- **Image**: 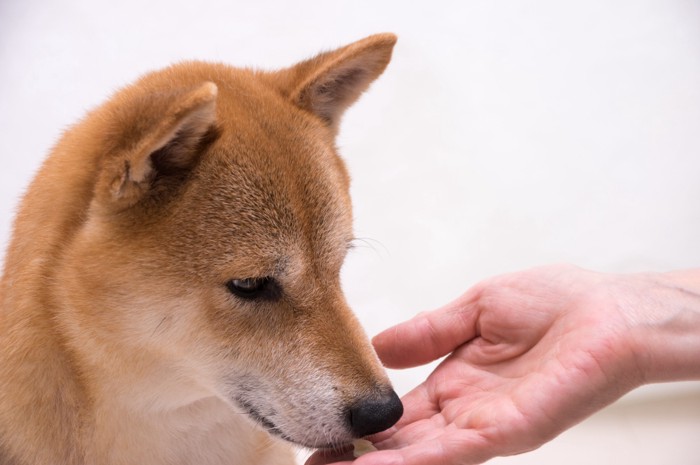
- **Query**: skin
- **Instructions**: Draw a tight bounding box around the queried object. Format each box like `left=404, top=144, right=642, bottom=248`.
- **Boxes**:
left=307, top=263, right=700, bottom=465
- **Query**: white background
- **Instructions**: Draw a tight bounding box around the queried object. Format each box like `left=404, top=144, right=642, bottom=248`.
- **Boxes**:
left=1, top=1, right=699, bottom=464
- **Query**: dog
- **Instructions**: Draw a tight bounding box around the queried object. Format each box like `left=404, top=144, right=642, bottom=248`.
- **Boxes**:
left=0, top=33, right=401, bottom=465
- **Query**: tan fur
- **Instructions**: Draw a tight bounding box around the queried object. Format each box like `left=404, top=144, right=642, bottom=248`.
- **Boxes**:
left=0, top=34, right=397, bottom=465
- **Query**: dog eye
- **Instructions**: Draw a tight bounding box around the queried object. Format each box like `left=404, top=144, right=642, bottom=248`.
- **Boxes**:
left=225, top=277, right=281, bottom=301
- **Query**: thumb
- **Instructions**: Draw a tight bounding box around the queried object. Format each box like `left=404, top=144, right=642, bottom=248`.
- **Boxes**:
left=372, top=289, right=480, bottom=369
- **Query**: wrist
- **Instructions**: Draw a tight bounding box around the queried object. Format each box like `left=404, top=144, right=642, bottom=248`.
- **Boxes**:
left=626, top=270, right=700, bottom=384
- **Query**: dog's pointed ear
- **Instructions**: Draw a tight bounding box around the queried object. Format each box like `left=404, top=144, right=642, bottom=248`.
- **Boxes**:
left=95, top=81, right=218, bottom=212
left=280, top=33, right=397, bottom=133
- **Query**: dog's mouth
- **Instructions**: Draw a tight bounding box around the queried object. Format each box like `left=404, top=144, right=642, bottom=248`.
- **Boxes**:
left=234, top=396, right=341, bottom=449
left=235, top=397, right=287, bottom=439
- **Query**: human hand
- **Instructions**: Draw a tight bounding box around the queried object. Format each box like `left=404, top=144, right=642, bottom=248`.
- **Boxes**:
left=306, top=264, right=667, bottom=465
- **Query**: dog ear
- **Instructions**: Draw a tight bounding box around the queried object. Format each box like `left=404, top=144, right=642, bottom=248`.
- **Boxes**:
left=94, top=81, right=218, bottom=212
left=281, top=33, right=397, bottom=133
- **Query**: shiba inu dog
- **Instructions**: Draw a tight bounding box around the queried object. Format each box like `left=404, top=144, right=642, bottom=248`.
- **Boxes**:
left=0, top=34, right=402, bottom=465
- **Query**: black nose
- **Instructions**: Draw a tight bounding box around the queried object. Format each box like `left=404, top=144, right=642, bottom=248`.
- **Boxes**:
left=348, top=389, right=403, bottom=437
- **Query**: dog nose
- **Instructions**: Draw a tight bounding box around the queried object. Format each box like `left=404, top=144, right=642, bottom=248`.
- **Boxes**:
left=348, top=389, right=403, bottom=437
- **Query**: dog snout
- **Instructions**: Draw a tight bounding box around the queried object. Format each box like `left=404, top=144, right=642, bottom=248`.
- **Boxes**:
left=347, top=389, right=403, bottom=437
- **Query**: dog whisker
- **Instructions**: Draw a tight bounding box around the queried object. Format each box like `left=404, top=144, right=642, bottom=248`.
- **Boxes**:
left=349, top=237, right=390, bottom=257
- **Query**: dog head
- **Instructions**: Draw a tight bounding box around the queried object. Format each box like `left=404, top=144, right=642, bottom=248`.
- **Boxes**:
left=57, top=34, right=401, bottom=448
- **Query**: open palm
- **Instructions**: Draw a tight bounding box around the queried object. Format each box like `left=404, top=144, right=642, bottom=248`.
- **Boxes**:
left=307, top=265, right=644, bottom=465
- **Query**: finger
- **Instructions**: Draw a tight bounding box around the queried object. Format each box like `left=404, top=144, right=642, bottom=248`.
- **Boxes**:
left=372, top=288, right=482, bottom=368
left=355, top=429, right=494, bottom=465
